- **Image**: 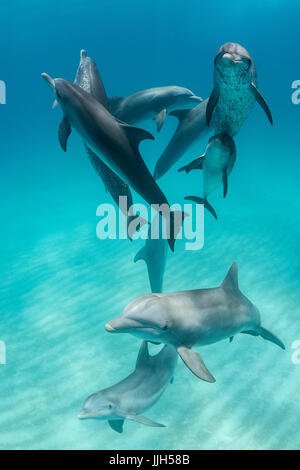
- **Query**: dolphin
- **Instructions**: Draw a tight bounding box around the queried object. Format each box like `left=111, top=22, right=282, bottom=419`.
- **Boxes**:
left=179, top=133, right=237, bottom=219
left=134, top=214, right=168, bottom=293
left=206, top=42, right=273, bottom=134
left=78, top=341, right=177, bottom=433
left=109, top=86, right=203, bottom=132
left=42, top=73, right=184, bottom=250
left=153, top=99, right=210, bottom=180
left=105, top=263, right=285, bottom=383
left=71, top=50, right=144, bottom=236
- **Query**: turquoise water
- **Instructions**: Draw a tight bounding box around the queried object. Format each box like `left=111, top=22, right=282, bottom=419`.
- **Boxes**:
left=1, top=0, right=300, bottom=450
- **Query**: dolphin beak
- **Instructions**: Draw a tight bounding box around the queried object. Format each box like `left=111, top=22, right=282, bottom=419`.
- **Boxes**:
left=78, top=409, right=100, bottom=419
left=105, top=317, right=146, bottom=332
left=222, top=53, right=243, bottom=65
left=77, top=410, right=88, bottom=419
left=105, top=322, right=117, bottom=332
left=189, top=95, right=203, bottom=102
left=41, top=73, right=56, bottom=89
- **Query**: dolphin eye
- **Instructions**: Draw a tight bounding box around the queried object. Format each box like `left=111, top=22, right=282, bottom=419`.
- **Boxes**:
left=162, top=323, right=169, bottom=330
left=108, top=404, right=113, bottom=409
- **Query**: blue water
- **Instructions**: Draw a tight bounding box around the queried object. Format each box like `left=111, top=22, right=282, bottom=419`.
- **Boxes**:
left=1, top=0, right=300, bottom=450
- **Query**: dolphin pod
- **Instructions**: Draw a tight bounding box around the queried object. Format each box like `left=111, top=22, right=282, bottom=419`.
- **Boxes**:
left=78, top=341, right=177, bottom=433
left=109, top=86, right=202, bottom=132
left=41, top=43, right=281, bottom=432
left=41, top=72, right=185, bottom=251
left=106, top=263, right=285, bottom=383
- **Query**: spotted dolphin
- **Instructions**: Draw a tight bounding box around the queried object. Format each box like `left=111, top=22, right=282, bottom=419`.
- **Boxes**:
left=72, top=50, right=145, bottom=235
left=179, top=133, right=237, bottom=219
left=109, top=86, right=202, bottom=132
left=106, top=263, right=285, bottom=383
left=134, top=214, right=168, bottom=293
left=153, top=99, right=210, bottom=180
left=42, top=73, right=184, bottom=250
left=78, top=341, right=177, bottom=433
left=206, top=42, right=273, bottom=133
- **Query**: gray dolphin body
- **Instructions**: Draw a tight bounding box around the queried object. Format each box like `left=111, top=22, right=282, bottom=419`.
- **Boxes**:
left=73, top=50, right=143, bottom=234
left=42, top=73, right=182, bottom=250
left=106, top=263, right=285, bottom=383
left=134, top=215, right=168, bottom=293
left=206, top=42, right=273, bottom=134
left=153, top=99, right=210, bottom=180
left=180, top=133, right=237, bottom=219
left=109, top=86, right=202, bottom=132
left=78, top=341, right=177, bottom=433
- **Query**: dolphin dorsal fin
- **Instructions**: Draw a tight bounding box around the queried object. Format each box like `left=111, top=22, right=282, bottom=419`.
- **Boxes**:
left=120, top=123, right=155, bottom=151
left=108, top=96, right=124, bottom=113
left=135, top=341, right=150, bottom=369
left=221, top=263, right=239, bottom=290
left=169, top=108, right=191, bottom=122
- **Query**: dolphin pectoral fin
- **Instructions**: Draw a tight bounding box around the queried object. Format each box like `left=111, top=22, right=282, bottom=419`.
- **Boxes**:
left=229, top=336, right=234, bottom=343
left=257, top=326, right=285, bottom=350
left=125, top=414, right=166, bottom=428
left=169, top=108, right=191, bottom=123
left=250, top=83, right=273, bottom=125
left=177, top=346, right=216, bottom=383
left=52, top=99, right=59, bottom=110
left=178, top=156, right=205, bottom=173
left=206, top=86, right=219, bottom=126
left=108, top=419, right=124, bottom=433
left=58, top=116, right=72, bottom=152
left=184, top=196, right=217, bottom=220
left=154, top=108, right=167, bottom=132
left=241, top=329, right=259, bottom=336
left=120, top=123, right=155, bottom=151
left=222, top=168, right=228, bottom=198
left=134, top=246, right=147, bottom=263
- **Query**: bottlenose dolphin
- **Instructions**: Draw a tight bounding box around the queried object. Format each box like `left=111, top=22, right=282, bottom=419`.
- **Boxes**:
left=179, top=133, right=237, bottom=219
left=106, top=263, right=285, bottom=383
left=42, top=73, right=183, bottom=250
left=78, top=341, right=177, bottom=433
left=109, top=87, right=202, bottom=132
left=134, top=214, right=168, bottom=293
left=206, top=42, right=273, bottom=134
left=72, top=50, right=144, bottom=235
left=153, top=99, right=210, bottom=180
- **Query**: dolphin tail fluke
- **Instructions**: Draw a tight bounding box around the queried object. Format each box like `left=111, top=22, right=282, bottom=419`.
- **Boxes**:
left=134, top=246, right=147, bottom=263
left=108, top=419, right=124, bottom=433
left=257, top=326, right=285, bottom=350
left=58, top=116, right=72, bottom=152
left=206, top=86, right=219, bottom=126
left=125, top=414, right=166, bottom=428
left=177, top=346, right=216, bottom=383
left=250, top=83, right=273, bottom=125
left=184, top=196, right=217, bottom=220
left=168, top=210, right=188, bottom=252
left=178, top=156, right=205, bottom=173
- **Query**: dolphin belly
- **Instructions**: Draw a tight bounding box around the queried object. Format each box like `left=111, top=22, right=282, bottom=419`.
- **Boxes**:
left=214, top=90, right=256, bottom=136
